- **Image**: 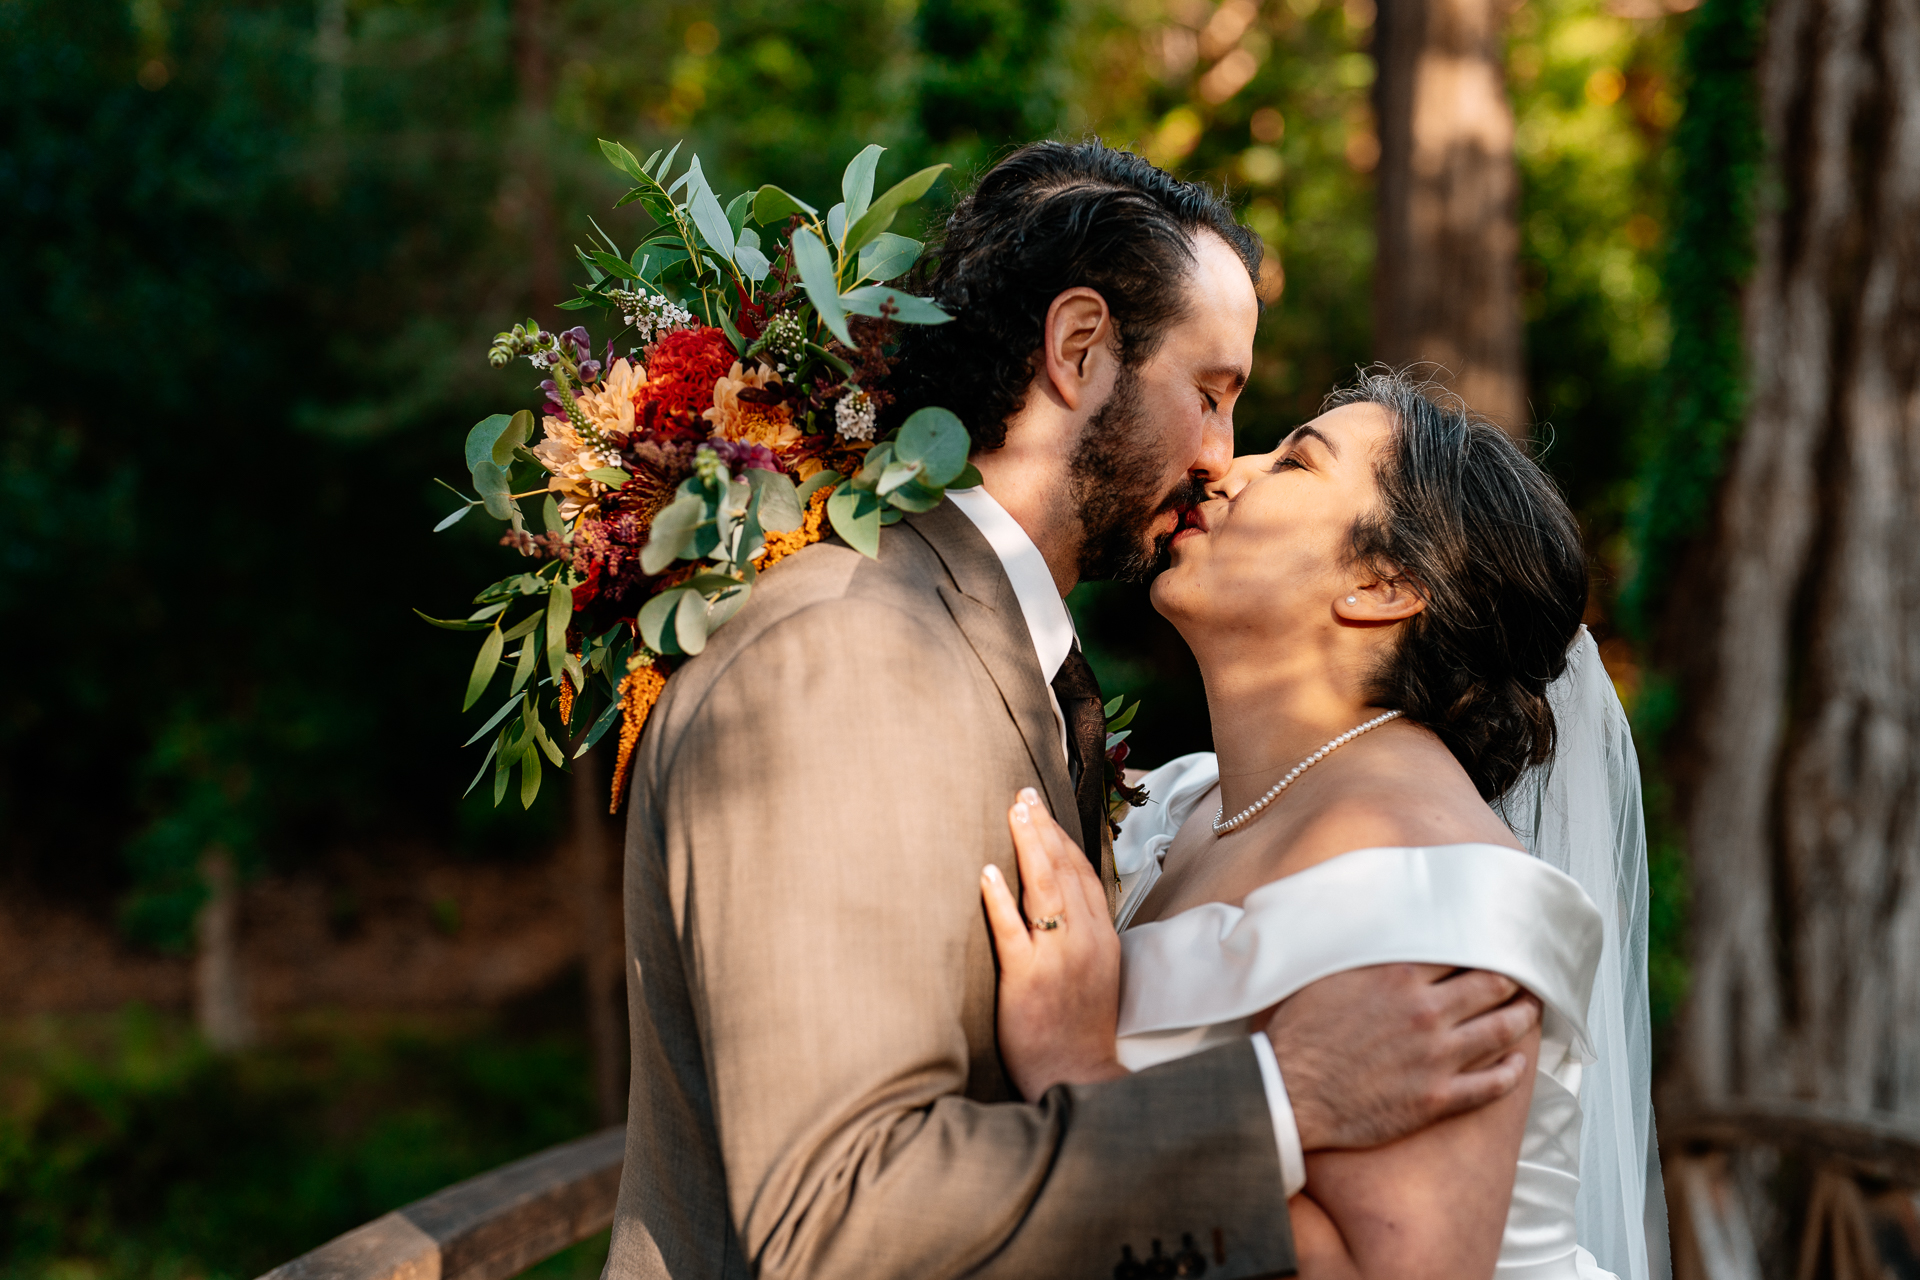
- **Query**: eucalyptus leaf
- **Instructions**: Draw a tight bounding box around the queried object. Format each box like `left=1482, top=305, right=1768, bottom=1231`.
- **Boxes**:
left=465, top=414, right=514, bottom=474
left=545, top=581, right=574, bottom=680
left=502, top=612, right=543, bottom=641
left=510, top=633, right=538, bottom=695
left=415, top=608, right=492, bottom=632
left=882, top=475, right=943, bottom=513
left=842, top=144, right=885, bottom=225
left=684, top=158, right=736, bottom=269
left=853, top=440, right=894, bottom=488
left=857, top=233, right=922, bottom=283
left=672, top=588, right=711, bottom=655
left=951, top=463, right=985, bottom=489
left=724, top=190, right=754, bottom=238
left=1106, top=729, right=1133, bottom=751
left=590, top=250, right=642, bottom=281
left=791, top=227, right=853, bottom=348
left=466, top=601, right=510, bottom=622
left=637, top=588, right=688, bottom=653
left=543, top=495, right=563, bottom=535
left=804, top=341, right=855, bottom=377
left=838, top=286, right=951, bottom=326
left=826, top=202, right=847, bottom=248
left=1104, top=695, right=1125, bottom=717
left=464, top=734, right=502, bottom=798
left=796, top=470, right=840, bottom=505
left=842, top=163, right=950, bottom=259
left=434, top=505, right=474, bottom=532
left=641, top=492, right=705, bottom=575
left=734, top=240, right=771, bottom=282
left=1107, top=700, right=1140, bottom=732
left=463, top=692, right=528, bottom=747
left=463, top=626, right=504, bottom=711
left=585, top=467, right=631, bottom=486
left=745, top=468, right=803, bottom=532
left=752, top=184, right=817, bottom=224
left=877, top=458, right=924, bottom=495
left=578, top=693, right=623, bottom=756
left=894, top=406, right=971, bottom=486
left=520, top=741, right=543, bottom=809
left=717, top=305, right=746, bottom=355
left=598, top=138, right=647, bottom=183
left=827, top=483, right=883, bottom=559
left=706, top=580, right=752, bottom=631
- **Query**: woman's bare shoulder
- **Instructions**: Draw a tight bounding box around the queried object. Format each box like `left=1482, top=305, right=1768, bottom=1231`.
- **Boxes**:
left=1276, top=729, right=1521, bottom=876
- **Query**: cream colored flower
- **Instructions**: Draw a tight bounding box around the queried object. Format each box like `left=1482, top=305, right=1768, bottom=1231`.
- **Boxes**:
left=705, top=361, right=803, bottom=454
left=530, top=358, right=647, bottom=519
left=575, top=357, right=647, bottom=438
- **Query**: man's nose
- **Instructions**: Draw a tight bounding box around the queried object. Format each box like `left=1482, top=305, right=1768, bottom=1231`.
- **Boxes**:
left=1190, top=414, right=1235, bottom=487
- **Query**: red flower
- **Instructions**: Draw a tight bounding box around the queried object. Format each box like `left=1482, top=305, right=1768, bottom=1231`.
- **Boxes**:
left=643, top=327, right=735, bottom=435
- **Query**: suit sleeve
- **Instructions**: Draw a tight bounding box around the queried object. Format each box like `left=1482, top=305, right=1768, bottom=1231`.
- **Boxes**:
left=656, top=597, right=1298, bottom=1280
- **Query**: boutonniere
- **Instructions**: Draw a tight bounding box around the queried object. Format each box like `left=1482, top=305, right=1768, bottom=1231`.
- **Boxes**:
left=1103, top=695, right=1150, bottom=836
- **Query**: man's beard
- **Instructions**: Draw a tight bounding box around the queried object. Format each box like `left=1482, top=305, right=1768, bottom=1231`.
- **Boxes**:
left=1068, top=365, right=1208, bottom=584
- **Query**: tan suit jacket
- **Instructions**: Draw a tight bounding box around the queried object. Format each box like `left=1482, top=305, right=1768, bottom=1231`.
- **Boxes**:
left=607, top=500, right=1297, bottom=1279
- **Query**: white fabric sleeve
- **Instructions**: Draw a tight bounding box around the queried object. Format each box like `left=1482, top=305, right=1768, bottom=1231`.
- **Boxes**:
left=1248, top=1032, right=1308, bottom=1198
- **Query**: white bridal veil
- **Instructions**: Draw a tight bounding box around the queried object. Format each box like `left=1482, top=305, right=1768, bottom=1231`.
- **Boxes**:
left=1495, top=627, right=1672, bottom=1280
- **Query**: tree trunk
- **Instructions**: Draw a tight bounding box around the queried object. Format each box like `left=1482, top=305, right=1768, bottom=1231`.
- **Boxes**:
left=1371, top=0, right=1527, bottom=430
left=195, top=847, right=255, bottom=1050
left=572, top=746, right=625, bottom=1125
left=1674, top=0, right=1920, bottom=1119
left=513, top=0, right=562, bottom=312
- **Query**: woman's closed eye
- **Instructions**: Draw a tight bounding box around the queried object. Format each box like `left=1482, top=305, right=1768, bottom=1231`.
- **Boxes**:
left=1270, top=452, right=1306, bottom=472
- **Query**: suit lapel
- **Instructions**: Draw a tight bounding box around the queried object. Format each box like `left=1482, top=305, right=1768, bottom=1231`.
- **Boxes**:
left=904, top=502, right=1084, bottom=855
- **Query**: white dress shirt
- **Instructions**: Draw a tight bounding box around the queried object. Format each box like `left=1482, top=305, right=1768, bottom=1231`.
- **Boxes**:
left=944, top=486, right=1309, bottom=1198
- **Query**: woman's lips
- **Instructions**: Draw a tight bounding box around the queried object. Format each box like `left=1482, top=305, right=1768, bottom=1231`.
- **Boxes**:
left=1170, top=504, right=1208, bottom=543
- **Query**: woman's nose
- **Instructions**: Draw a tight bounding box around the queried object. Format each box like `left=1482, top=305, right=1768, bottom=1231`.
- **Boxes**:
left=1212, top=454, right=1262, bottom=501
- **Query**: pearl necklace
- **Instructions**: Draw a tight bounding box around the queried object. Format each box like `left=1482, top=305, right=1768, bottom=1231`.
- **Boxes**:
left=1211, top=710, right=1404, bottom=834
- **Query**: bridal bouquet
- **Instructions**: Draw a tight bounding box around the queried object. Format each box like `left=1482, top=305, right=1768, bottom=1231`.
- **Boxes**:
left=419, top=142, right=975, bottom=812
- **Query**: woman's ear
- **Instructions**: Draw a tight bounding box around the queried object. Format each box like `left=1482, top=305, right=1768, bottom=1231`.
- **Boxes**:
left=1040, top=287, right=1115, bottom=412
left=1334, top=574, right=1426, bottom=623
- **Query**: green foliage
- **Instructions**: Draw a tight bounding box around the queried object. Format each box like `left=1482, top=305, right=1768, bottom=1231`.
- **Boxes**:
left=0, top=1009, right=598, bottom=1280
left=1619, top=0, right=1767, bottom=635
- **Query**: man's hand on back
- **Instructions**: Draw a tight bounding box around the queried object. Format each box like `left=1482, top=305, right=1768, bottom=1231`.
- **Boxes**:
left=1265, top=963, right=1541, bottom=1151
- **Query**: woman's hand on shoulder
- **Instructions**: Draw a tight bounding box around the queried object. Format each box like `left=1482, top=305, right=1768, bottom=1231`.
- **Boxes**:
left=979, top=789, right=1128, bottom=1100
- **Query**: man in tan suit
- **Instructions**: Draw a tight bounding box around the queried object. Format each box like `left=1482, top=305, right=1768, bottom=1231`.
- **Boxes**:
left=608, top=142, right=1541, bottom=1279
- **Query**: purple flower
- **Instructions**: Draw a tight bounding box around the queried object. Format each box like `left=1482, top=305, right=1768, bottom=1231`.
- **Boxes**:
left=706, top=437, right=782, bottom=474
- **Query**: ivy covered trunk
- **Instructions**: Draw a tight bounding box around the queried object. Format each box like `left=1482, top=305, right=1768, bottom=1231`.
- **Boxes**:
left=1371, top=0, right=1526, bottom=430
left=1666, top=0, right=1920, bottom=1260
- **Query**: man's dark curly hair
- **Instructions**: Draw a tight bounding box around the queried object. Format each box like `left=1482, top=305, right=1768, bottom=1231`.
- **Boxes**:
left=890, top=140, right=1262, bottom=450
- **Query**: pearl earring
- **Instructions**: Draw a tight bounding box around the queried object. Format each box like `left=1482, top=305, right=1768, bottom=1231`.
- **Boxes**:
left=1347, top=596, right=1357, bottom=604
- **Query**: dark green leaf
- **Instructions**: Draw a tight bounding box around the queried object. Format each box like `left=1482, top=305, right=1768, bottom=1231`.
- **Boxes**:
left=598, top=138, right=647, bottom=182
left=577, top=693, right=624, bottom=756
left=464, top=733, right=502, bottom=799
left=463, top=626, right=504, bottom=711
left=591, top=250, right=642, bottom=281
left=415, top=608, right=492, bottom=632
left=724, top=190, right=754, bottom=239
left=463, top=693, right=528, bottom=748
left=882, top=475, right=943, bottom=513
left=753, top=184, right=817, bottom=224
left=951, top=463, right=984, bottom=489
left=805, top=341, right=855, bottom=377
left=520, top=741, right=543, bottom=809
left=545, top=582, right=574, bottom=680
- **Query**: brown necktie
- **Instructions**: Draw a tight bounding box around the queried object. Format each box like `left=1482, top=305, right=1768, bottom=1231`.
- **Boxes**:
left=1049, top=644, right=1107, bottom=870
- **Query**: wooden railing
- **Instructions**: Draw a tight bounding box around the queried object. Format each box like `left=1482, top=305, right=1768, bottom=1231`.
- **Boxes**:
left=1664, top=1100, right=1920, bottom=1280
left=256, top=1127, right=624, bottom=1280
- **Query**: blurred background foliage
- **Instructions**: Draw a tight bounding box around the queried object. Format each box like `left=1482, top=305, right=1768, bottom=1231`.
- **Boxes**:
left=2, top=0, right=1691, bottom=1272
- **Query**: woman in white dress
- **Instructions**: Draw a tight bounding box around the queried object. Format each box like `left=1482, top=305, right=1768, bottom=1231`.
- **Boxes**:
left=980, top=371, right=1665, bottom=1280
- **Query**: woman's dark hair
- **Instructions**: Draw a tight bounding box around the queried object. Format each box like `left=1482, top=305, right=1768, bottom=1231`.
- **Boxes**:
left=1329, top=368, right=1589, bottom=800
left=891, top=140, right=1261, bottom=450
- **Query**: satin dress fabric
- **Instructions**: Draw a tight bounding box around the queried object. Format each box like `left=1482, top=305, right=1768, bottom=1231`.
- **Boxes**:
left=1113, top=753, right=1615, bottom=1279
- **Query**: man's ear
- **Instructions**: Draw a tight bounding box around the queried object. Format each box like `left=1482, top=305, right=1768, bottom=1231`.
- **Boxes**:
left=1333, top=573, right=1427, bottom=623
left=1040, top=287, right=1115, bottom=412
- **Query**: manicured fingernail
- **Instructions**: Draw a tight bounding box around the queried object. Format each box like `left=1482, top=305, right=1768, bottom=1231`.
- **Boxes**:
left=1011, top=802, right=1030, bottom=824
left=1019, top=787, right=1040, bottom=805
left=983, top=865, right=1002, bottom=884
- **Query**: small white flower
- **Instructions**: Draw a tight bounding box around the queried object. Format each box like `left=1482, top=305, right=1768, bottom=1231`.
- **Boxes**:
left=835, top=387, right=877, bottom=442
